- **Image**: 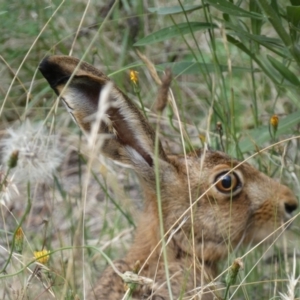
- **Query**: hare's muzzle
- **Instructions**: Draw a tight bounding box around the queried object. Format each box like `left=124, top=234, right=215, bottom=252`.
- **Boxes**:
left=281, top=189, right=298, bottom=225
left=284, top=202, right=298, bottom=215
left=283, top=201, right=298, bottom=226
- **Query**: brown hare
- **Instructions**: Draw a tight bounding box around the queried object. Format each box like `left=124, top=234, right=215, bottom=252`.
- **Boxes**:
left=39, top=56, right=298, bottom=300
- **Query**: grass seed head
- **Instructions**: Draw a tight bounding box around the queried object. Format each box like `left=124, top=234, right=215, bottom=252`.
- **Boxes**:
left=156, top=68, right=172, bottom=113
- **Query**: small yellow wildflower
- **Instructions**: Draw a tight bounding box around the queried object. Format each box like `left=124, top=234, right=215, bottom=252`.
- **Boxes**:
left=129, top=70, right=138, bottom=85
left=15, top=227, right=24, bottom=253
left=270, top=114, right=279, bottom=131
left=34, top=249, right=50, bottom=264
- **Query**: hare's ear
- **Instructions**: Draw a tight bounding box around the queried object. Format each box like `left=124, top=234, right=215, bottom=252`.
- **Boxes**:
left=39, top=55, right=168, bottom=170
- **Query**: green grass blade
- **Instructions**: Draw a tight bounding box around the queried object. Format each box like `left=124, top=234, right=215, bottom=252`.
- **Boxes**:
left=157, top=61, right=251, bottom=75
left=267, top=55, right=300, bottom=86
left=134, top=22, right=217, bottom=46
left=206, top=0, right=264, bottom=19
left=148, top=4, right=203, bottom=15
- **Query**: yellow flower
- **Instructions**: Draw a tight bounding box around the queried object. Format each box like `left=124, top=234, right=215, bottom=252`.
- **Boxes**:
left=129, top=70, right=138, bottom=85
left=270, top=114, right=279, bottom=131
left=34, top=249, right=50, bottom=264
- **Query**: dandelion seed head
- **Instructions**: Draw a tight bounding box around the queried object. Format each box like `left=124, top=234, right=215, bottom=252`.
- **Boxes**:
left=1, top=120, right=63, bottom=184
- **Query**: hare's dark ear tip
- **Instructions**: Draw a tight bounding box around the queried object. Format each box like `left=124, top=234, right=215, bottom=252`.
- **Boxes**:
left=39, top=56, right=69, bottom=89
left=39, top=56, right=55, bottom=74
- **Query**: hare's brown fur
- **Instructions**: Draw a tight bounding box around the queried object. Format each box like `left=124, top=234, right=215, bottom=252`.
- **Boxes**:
left=39, top=56, right=298, bottom=299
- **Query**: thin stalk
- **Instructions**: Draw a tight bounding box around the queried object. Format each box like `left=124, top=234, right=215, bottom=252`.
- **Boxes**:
left=155, top=113, right=174, bottom=300
left=0, top=183, right=32, bottom=274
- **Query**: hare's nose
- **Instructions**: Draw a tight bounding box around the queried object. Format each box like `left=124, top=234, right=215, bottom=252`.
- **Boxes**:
left=284, top=202, right=298, bottom=214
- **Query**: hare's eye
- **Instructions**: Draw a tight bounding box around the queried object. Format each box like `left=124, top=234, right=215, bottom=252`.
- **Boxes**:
left=215, top=172, right=240, bottom=193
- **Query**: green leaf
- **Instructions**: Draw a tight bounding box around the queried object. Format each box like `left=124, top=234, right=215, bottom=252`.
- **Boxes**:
left=134, top=22, right=217, bottom=46
left=226, top=35, right=282, bottom=85
left=205, top=0, right=264, bottom=19
left=286, top=5, right=300, bottom=43
left=234, top=110, right=300, bottom=154
left=270, top=0, right=280, bottom=16
left=267, top=55, right=300, bottom=86
left=223, top=19, right=289, bottom=59
left=290, top=0, right=300, bottom=6
left=157, top=61, right=251, bottom=75
left=286, top=6, right=300, bottom=28
left=233, top=30, right=283, bottom=49
left=250, top=0, right=263, bottom=36
left=148, top=5, right=203, bottom=15
left=231, top=30, right=289, bottom=59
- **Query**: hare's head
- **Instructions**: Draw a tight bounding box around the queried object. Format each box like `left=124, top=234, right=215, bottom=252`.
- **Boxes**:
left=163, top=150, right=297, bottom=262
left=39, top=56, right=298, bottom=263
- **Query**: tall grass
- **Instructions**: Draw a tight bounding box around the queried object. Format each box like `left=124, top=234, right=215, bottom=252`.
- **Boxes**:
left=0, top=1, right=299, bottom=299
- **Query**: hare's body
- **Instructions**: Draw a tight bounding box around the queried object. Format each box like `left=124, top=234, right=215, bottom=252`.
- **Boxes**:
left=39, top=56, right=298, bottom=299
